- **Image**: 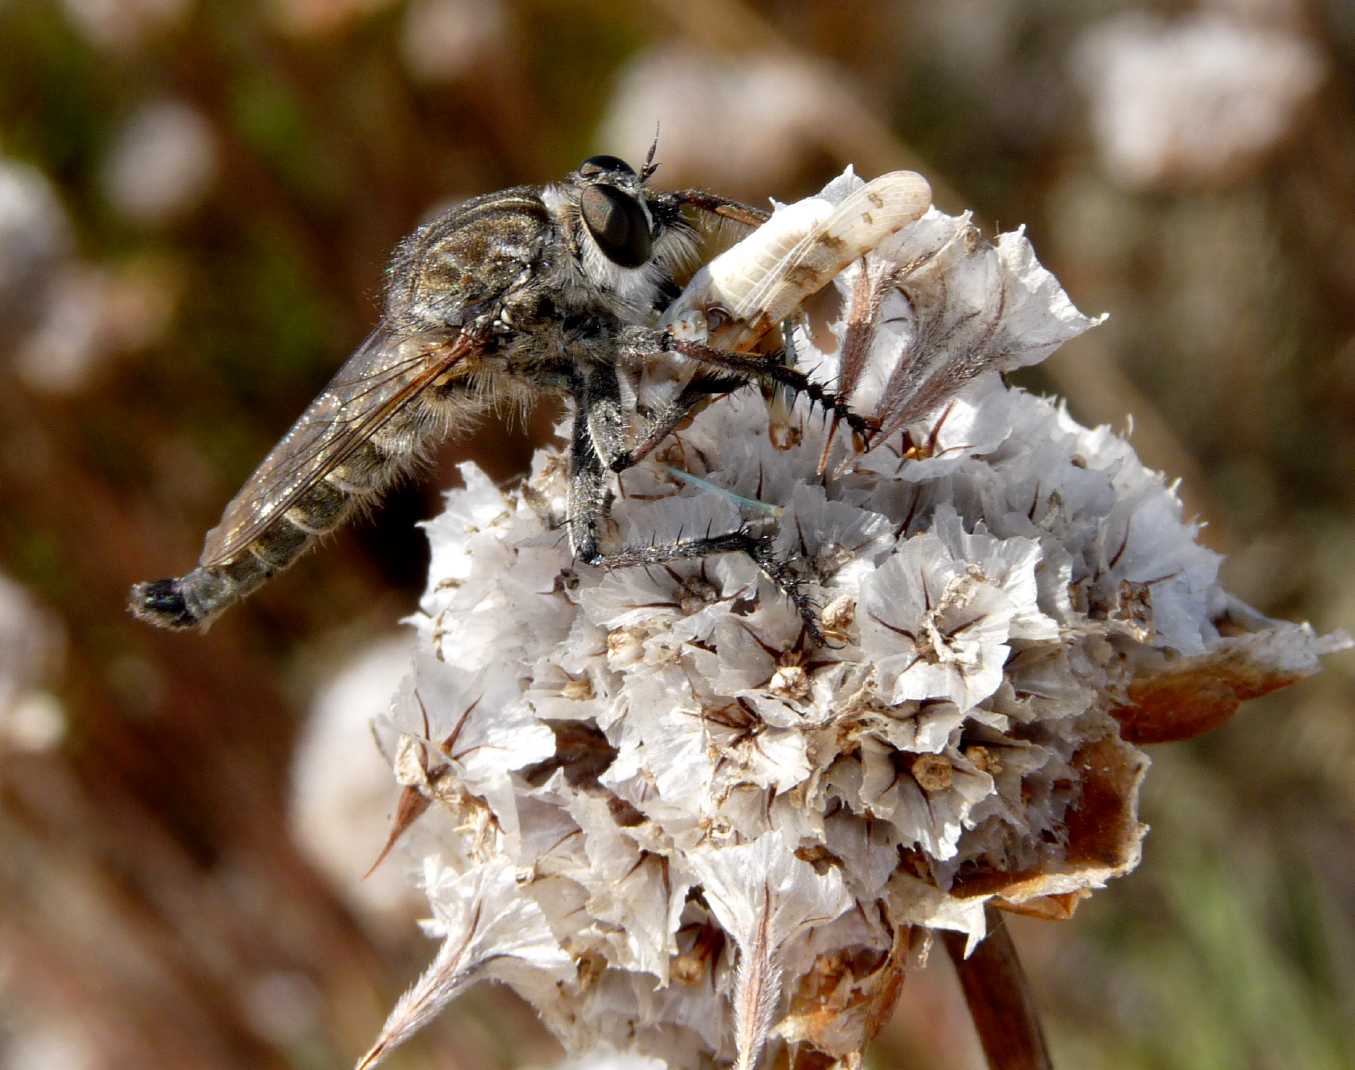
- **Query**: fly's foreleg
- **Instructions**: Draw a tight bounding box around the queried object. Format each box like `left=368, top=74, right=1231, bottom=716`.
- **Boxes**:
left=665, top=189, right=770, bottom=229
left=616, top=326, right=877, bottom=445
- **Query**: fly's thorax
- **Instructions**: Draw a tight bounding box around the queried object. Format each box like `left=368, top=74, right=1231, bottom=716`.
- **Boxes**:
left=384, top=185, right=554, bottom=332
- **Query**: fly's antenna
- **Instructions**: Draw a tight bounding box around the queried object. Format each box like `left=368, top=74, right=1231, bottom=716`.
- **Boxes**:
left=640, top=124, right=661, bottom=184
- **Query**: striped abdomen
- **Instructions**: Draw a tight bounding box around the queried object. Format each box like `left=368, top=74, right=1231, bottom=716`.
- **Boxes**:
left=130, top=425, right=426, bottom=630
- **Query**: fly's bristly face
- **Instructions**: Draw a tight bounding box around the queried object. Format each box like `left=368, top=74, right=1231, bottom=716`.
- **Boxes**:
left=545, top=154, right=698, bottom=322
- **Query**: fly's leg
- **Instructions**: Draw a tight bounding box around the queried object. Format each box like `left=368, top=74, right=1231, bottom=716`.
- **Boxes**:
left=617, top=318, right=813, bottom=468
left=597, top=524, right=824, bottom=645
left=604, top=372, right=745, bottom=472
left=665, top=189, right=770, bottom=229
left=566, top=366, right=616, bottom=566
left=615, top=326, right=878, bottom=447
left=567, top=361, right=825, bottom=643
left=669, top=337, right=878, bottom=445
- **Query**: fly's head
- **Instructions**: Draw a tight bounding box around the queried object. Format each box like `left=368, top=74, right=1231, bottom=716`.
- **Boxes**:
left=546, top=154, right=698, bottom=321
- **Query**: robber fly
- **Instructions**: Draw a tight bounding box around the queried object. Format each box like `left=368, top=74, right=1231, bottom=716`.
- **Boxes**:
left=130, top=150, right=930, bottom=632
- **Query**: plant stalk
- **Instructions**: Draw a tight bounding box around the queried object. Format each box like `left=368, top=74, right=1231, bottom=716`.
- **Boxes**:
left=942, top=908, right=1053, bottom=1070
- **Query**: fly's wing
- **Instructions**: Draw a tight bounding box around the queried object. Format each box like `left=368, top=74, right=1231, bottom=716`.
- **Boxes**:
left=199, top=324, right=477, bottom=567
left=664, top=171, right=932, bottom=352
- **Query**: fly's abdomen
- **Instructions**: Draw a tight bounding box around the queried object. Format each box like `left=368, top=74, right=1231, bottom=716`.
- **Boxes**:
left=129, top=555, right=274, bottom=632
left=129, top=448, right=381, bottom=630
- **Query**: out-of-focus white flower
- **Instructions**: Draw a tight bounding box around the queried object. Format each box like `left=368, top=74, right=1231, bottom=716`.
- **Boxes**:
left=12, top=267, right=109, bottom=394
left=0, top=156, right=180, bottom=394
left=600, top=45, right=852, bottom=192
left=101, top=100, right=218, bottom=225
left=268, top=0, right=395, bottom=37
left=359, top=171, right=1349, bottom=1068
left=240, top=970, right=324, bottom=1047
left=399, top=0, right=508, bottom=84
left=0, top=160, right=70, bottom=337
left=13, top=258, right=180, bottom=396
left=289, top=635, right=422, bottom=930
left=0, top=574, right=66, bottom=756
left=59, top=0, right=190, bottom=52
left=1075, top=13, right=1325, bottom=189
left=1202, top=0, right=1309, bottom=25
left=545, top=1054, right=669, bottom=1070
left=3, top=692, right=66, bottom=753
left=0, top=1018, right=96, bottom=1070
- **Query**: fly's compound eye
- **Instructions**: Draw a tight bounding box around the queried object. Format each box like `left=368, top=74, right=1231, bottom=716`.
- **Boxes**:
left=578, top=154, right=635, bottom=178
left=580, top=184, right=652, bottom=268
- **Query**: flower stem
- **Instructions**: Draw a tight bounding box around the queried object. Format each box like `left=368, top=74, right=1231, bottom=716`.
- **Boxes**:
left=942, top=908, right=1053, bottom=1070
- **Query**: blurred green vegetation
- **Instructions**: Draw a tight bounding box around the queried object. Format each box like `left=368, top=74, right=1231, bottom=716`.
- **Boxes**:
left=0, top=2, right=1351, bottom=1069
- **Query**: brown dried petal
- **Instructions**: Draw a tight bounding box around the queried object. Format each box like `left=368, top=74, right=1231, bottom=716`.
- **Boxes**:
left=777, top=923, right=912, bottom=1059
left=950, top=735, right=1146, bottom=905
left=1112, top=626, right=1330, bottom=744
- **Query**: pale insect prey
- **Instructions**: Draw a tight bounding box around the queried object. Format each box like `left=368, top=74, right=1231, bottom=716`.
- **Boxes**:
left=129, top=156, right=931, bottom=632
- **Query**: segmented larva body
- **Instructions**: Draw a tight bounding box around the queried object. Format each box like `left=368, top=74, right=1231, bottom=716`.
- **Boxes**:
left=663, top=171, right=932, bottom=352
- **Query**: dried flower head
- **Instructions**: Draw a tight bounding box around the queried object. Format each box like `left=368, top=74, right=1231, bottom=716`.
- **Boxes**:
left=359, top=170, right=1348, bottom=1069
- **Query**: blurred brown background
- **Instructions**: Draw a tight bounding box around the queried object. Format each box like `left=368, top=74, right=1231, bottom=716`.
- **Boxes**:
left=1, top=1, right=1352, bottom=1068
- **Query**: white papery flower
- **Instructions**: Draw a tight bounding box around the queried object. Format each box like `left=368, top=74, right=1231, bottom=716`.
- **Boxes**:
left=1075, top=13, right=1325, bottom=189
left=600, top=46, right=852, bottom=192
left=101, top=99, right=218, bottom=225
left=289, top=635, right=424, bottom=929
left=360, top=171, right=1349, bottom=1069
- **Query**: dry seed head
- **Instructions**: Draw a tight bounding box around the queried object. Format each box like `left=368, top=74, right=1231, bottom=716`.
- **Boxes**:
left=360, top=169, right=1349, bottom=1070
